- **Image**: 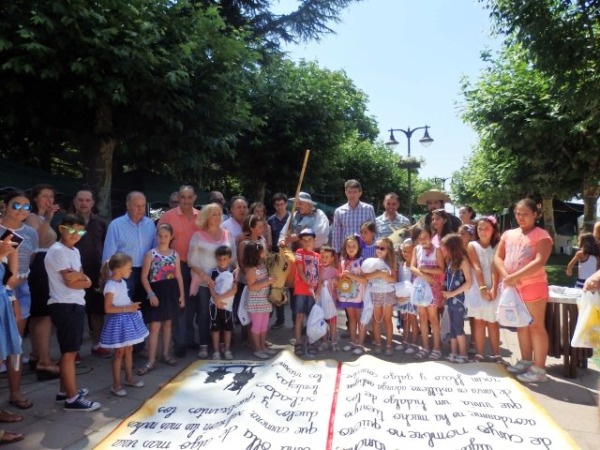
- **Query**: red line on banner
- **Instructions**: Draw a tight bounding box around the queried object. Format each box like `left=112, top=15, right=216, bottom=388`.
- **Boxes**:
left=326, top=361, right=343, bottom=450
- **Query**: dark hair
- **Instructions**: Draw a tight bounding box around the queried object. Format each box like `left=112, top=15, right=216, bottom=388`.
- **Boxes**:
left=242, top=214, right=264, bottom=234
left=99, top=252, right=133, bottom=289
left=431, top=209, right=452, bottom=238
left=242, top=241, right=264, bottom=269
left=249, top=202, right=266, bottom=215
left=229, top=195, right=247, bottom=208
left=341, top=235, right=362, bottom=260
left=29, top=184, right=56, bottom=214
left=459, top=205, right=476, bottom=220
left=344, top=179, right=362, bottom=191
left=516, top=198, right=539, bottom=215
left=383, top=192, right=399, bottom=205
left=360, top=221, right=376, bottom=234
left=59, top=213, right=86, bottom=227
left=411, top=224, right=433, bottom=242
left=215, top=245, right=232, bottom=258
left=474, top=218, right=500, bottom=248
left=441, top=233, right=468, bottom=270
left=75, top=187, right=96, bottom=200
left=579, top=233, right=599, bottom=257
left=272, top=192, right=287, bottom=203
left=3, top=190, right=28, bottom=205
left=320, top=245, right=336, bottom=258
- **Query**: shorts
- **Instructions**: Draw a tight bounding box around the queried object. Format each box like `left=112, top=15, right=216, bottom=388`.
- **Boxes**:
left=293, top=295, right=315, bottom=316
left=209, top=303, right=234, bottom=332
left=8, top=282, right=32, bottom=320
left=49, top=303, right=85, bottom=353
left=518, top=282, right=549, bottom=303
left=372, top=291, right=396, bottom=307
left=84, top=287, right=105, bottom=316
left=445, top=297, right=466, bottom=339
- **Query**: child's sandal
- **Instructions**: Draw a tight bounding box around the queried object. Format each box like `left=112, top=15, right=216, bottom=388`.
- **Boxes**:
left=414, top=348, right=429, bottom=360
left=472, top=354, right=485, bottom=363
left=136, top=361, right=155, bottom=376
left=429, top=349, right=442, bottom=360
left=294, top=344, right=304, bottom=356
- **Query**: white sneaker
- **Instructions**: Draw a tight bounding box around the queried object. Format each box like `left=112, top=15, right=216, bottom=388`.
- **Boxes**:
left=212, top=352, right=221, bottom=360
left=223, top=351, right=234, bottom=360
left=517, top=366, right=548, bottom=383
left=507, top=359, right=533, bottom=374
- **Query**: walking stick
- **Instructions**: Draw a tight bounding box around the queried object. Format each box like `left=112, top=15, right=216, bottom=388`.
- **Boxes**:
left=285, top=149, right=311, bottom=240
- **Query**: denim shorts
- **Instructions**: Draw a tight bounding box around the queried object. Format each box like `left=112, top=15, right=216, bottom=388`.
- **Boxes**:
left=445, top=297, right=466, bottom=338
left=8, top=282, right=31, bottom=320
left=293, top=295, right=315, bottom=316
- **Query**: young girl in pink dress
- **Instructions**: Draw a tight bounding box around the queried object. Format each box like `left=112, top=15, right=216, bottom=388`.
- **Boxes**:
left=316, top=246, right=339, bottom=351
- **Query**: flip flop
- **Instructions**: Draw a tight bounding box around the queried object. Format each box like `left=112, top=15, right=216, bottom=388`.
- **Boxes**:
left=0, top=430, right=24, bottom=445
left=0, top=410, right=23, bottom=423
left=8, top=398, right=33, bottom=410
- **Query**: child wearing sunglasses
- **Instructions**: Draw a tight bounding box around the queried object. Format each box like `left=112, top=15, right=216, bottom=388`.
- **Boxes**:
left=44, top=214, right=101, bottom=412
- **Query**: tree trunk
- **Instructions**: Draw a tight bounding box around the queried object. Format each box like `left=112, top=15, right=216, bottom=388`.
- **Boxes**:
left=581, top=178, right=600, bottom=232
left=85, top=102, right=116, bottom=219
left=252, top=181, right=267, bottom=204
left=541, top=196, right=556, bottom=252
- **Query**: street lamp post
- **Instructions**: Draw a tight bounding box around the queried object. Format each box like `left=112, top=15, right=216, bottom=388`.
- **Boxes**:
left=433, top=176, right=450, bottom=191
left=385, top=125, right=433, bottom=221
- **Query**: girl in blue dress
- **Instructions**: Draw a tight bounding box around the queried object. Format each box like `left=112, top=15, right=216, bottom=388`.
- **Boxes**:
left=99, top=253, right=149, bottom=397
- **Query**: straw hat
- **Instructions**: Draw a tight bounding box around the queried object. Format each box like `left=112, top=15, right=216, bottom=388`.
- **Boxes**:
left=416, top=189, right=451, bottom=205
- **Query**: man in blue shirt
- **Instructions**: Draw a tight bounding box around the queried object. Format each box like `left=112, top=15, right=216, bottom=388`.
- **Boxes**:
left=102, top=191, right=156, bottom=306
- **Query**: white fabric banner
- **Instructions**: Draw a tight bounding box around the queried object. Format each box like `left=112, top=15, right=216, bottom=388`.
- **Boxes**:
left=98, top=351, right=578, bottom=449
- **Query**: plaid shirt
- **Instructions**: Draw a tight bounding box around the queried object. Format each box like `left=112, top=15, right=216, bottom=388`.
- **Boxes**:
left=331, top=201, right=376, bottom=253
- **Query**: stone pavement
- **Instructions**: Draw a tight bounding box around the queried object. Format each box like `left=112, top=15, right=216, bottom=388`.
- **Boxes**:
left=1, top=311, right=598, bottom=449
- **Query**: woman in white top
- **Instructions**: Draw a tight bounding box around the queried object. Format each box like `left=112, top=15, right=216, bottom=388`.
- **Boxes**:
left=188, top=203, right=235, bottom=358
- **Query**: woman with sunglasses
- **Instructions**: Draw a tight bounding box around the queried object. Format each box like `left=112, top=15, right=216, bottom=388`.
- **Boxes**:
left=25, top=184, right=61, bottom=380
left=0, top=191, right=38, bottom=409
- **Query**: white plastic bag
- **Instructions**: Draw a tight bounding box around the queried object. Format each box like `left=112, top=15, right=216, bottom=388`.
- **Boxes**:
left=571, top=290, right=600, bottom=348
left=307, top=303, right=327, bottom=344
left=411, top=277, right=433, bottom=307
left=360, top=285, right=373, bottom=326
left=318, top=281, right=338, bottom=320
left=496, top=286, right=532, bottom=327
left=361, top=257, right=388, bottom=274
left=237, top=286, right=251, bottom=326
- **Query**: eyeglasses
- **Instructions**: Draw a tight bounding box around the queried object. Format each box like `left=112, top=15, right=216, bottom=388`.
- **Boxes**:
left=10, top=202, right=32, bottom=212
left=60, top=225, right=86, bottom=236
left=376, top=246, right=388, bottom=251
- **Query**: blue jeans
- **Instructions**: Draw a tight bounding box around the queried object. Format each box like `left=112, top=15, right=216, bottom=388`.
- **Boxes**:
left=172, top=262, right=191, bottom=351
left=446, top=297, right=466, bottom=338
left=187, top=286, right=211, bottom=347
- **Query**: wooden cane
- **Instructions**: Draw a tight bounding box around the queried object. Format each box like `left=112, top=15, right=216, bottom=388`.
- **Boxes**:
left=285, top=149, right=311, bottom=238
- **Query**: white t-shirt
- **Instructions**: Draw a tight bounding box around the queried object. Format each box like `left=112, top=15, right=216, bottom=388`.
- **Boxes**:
left=104, top=279, right=132, bottom=307
left=45, top=241, right=86, bottom=306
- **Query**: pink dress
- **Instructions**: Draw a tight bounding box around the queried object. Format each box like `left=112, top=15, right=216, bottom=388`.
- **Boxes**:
left=415, top=245, right=444, bottom=307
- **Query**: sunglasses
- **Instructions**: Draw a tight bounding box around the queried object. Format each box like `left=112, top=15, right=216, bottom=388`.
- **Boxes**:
left=60, top=225, right=87, bottom=236
left=10, top=202, right=32, bottom=212
left=376, top=246, right=388, bottom=251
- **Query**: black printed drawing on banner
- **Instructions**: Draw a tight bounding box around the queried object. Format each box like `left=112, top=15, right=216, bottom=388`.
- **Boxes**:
left=204, top=366, right=232, bottom=384
left=224, top=366, right=256, bottom=395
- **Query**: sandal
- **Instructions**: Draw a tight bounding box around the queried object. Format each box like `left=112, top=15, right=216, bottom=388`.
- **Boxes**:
left=8, top=398, right=33, bottom=410
left=161, top=355, right=178, bottom=366
left=352, top=345, right=366, bottom=355
left=429, top=350, right=442, bottom=360
left=414, top=348, right=429, bottom=360
left=0, top=430, right=24, bottom=445
left=472, top=354, right=485, bottom=363
left=294, top=344, right=304, bottom=356
left=36, top=365, right=60, bottom=381
left=385, top=346, right=393, bottom=356
left=0, top=410, right=23, bottom=423
left=493, top=355, right=508, bottom=366
left=136, top=361, right=156, bottom=376
left=306, top=345, right=317, bottom=356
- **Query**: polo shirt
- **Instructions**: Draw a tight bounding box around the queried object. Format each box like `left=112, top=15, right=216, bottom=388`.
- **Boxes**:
left=158, top=206, right=200, bottom=263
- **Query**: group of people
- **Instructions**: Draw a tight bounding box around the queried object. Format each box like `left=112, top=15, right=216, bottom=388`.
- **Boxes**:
left=1, top=179, right=599, bottom=445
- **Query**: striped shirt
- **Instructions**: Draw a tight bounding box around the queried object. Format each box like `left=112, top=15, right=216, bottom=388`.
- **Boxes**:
left=331, top=201, right=376, bottom=253
left=102, top=214, right=156, bottom=267
left=376, top=212, right=410, bottom=238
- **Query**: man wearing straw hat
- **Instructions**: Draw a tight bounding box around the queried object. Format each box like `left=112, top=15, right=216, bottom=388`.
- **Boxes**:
left=278, top=192, right=329, bottom=251
left=416, top=188, right=461, bottom=232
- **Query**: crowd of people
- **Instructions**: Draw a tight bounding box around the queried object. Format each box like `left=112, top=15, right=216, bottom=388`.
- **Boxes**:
left=1, top=180, right=599, bottom=445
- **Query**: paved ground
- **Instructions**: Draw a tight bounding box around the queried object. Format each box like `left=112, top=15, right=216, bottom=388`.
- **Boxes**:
left=1, top=310, right=598, bottom=450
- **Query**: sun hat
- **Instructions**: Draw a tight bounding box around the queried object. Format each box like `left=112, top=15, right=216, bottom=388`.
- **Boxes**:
left=290, top=192, right=316, bottom=206
left=298, top=228, right=316, bottom=238
left=416, top=189, right=452, bottom=206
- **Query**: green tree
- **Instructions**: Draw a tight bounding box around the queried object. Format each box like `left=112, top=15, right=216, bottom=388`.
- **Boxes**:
left=482, top=0, right=600, bottom=229
left=458, top=44, right=581, bottom=235
left=218, top=58, right=377, bottom=202
left=0, top=1, right=257, bottom=216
